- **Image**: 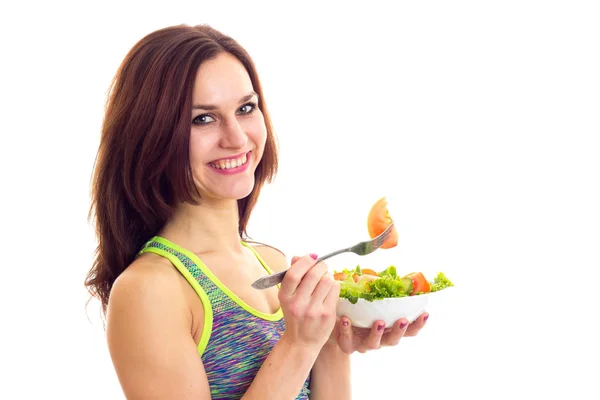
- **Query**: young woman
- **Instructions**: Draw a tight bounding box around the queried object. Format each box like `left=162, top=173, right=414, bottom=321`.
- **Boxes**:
left=85, top=24, right=429, bottom=400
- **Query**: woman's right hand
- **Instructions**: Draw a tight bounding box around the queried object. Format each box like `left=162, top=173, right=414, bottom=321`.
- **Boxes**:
left=278, top=254, right=341, bottom=352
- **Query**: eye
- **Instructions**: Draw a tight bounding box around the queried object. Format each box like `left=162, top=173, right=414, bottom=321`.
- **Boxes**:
left=192, top=114, right=215, bottom=125
left=238, top=102, right=257, bottom=115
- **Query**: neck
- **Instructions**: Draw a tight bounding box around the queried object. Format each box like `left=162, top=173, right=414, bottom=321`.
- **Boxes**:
left=159, top=197, right=244, bottom=254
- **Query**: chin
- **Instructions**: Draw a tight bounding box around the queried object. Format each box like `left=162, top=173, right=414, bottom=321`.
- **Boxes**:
left=216, top=180, right=256, bottom=201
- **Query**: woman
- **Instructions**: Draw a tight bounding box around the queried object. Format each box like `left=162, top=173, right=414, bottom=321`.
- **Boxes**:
left=85, top=24, right=429, bottom=399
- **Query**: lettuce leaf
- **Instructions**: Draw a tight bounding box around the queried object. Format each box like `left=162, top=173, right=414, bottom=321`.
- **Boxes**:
left=430, top=272, right=454, bottom=292
left=377, top=265, right=398, bottom=279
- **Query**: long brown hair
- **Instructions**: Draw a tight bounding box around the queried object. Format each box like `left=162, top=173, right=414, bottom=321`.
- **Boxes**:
left=85, top=24, right=278, bottom=313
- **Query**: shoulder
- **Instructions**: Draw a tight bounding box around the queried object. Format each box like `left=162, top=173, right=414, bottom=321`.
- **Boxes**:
left=107, top=253, right=192, bottom=326
left=105, top=254, right=211, bottom=398
left=245, top=241, right=289, bottom=273
left=111, top=252, right=187, bottom=298
left=106, top=253, right=196, bottom=365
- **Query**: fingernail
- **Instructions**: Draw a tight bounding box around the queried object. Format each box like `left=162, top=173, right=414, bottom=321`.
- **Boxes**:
left=423, top=314, right=429, bottom=322
left=342, top=319, right=349, bottom=326
left=377, top=323, right=385, bottom=332
left=310, top=253, right=318, bottom=260
left=399, top=321, right=408, bottom=329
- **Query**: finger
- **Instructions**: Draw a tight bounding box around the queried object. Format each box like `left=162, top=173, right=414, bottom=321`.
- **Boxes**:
left=309, top=274, right=335, bottom=305
left=292, top=253, right=316, bottom=264
left=293, top=261, right=329, bottom=298
left=363, top=320, right=386, bottom=352
left=405, top=312, right=429, bottom=337
left=381, top=318, right=409, bottom=347
left=337, top=317, right=354, bottom=354
left=323, top=278, right=341, bottom=308
left=279, top=254, right=318, bottom=298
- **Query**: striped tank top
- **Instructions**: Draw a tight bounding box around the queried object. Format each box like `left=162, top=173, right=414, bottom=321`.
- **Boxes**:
left=139, top=236, right=311, bottom=399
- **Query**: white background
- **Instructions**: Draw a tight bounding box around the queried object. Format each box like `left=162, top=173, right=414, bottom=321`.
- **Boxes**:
left=1, top=1, right=599, bottom=399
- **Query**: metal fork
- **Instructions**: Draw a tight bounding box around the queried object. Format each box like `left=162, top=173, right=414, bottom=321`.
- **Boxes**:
left=251, top=222, right=394, bottom=290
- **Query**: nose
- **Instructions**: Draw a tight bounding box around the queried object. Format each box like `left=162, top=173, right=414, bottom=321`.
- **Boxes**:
left=220, top=118, right=248, bottom=149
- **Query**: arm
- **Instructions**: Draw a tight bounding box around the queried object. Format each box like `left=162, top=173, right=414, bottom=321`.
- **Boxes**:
left=309, top=342, right=352, bottom=399
left=242, top=336, right=320, bottom=399
left=106, top=259, right=212, bottom=399
left=253, top=245, right=353, bottom=399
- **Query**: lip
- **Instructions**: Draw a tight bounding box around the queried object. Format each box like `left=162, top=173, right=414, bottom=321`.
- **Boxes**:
left=207, top=151, right=251, bottom=175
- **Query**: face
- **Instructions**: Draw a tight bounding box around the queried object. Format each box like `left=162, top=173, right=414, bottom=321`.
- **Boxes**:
left=189, top=52, right=267, bottom=202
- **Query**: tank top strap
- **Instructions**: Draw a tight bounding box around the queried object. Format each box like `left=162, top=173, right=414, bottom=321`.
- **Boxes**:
left=139, top=236, right=216, bottom=356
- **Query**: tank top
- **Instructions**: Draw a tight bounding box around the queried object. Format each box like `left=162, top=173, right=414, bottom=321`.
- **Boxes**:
left=139, top=236, right=311, bottom=399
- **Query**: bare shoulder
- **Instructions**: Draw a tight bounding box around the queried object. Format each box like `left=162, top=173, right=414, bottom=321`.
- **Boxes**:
left=106, top=253, right=211, bottom=398
left=246, top=241, right=289, bottom=273
left=108, top=253, right=189, bottom=316
left=106, top=253, right=193, bottom=355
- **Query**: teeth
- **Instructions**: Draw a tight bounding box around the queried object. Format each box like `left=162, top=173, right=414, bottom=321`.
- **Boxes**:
left=210, top=153, right=248, bottom=170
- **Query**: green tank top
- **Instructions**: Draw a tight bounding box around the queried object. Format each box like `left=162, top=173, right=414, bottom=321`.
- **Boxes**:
left=139, top=236, right=311, bottom=399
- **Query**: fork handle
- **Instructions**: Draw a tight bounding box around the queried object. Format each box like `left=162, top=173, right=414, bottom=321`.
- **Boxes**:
left=252, top=249, right=350, bottom=290
left=251, top=269, right=288, bottom=289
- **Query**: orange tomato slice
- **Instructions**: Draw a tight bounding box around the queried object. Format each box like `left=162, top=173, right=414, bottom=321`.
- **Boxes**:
left=361, top=268, right=379, bottom=276
left=333, top=272, right=347, bottom=281
left=404, top=272, right=431, bottom=295
left=367, top=197, right=398, bottom=249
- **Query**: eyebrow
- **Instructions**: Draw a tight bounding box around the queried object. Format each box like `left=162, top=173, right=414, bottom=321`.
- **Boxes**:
left=192, top=92, right=259, bottom=111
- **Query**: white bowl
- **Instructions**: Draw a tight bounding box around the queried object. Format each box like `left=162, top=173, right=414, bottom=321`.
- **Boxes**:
left=336, top=290, right=449, bottom=328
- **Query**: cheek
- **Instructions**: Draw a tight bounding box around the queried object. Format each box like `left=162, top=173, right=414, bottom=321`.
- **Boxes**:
left=188, top=138, right=213, bottom=181
left=189, top=131, right=216, bottom=164
left=245, top=115, right=267, bottom=150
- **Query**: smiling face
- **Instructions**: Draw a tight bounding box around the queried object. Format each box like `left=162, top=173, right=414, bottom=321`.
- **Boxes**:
left=189, top=52, right=267, bottom=202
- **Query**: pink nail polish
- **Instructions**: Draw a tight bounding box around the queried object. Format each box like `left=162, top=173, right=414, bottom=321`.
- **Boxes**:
left=310, top=253, right=318, bottom=260
left=400, top=321, right=408, bottom=329
left=377, top=324, right=385, bottom=332
left=342, top=319, right=349, bottom=326
left=423, top=314, right=429, bottom=322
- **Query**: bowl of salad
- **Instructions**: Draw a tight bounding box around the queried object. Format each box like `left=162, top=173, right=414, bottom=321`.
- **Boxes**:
left=334, top=265, right=454, bottom=328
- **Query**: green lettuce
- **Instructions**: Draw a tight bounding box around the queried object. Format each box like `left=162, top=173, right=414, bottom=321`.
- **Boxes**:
left=339, top=274, right=375, bottom=304
left=430, top=272, right=454, bottom=292
left=336, top=266, right=453, bottom=304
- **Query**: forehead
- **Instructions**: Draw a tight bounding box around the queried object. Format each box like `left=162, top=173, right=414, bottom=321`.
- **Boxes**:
left=192, top=52, right=254, bottom=105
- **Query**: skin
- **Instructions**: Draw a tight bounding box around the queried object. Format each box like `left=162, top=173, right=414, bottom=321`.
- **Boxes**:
left=106, top=52, right=428, bottom=400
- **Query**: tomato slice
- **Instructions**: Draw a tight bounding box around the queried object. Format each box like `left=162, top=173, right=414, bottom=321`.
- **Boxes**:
left=361, top=268, right=379, bottom=276
left=367, top=197, right=398, bottom=249
left=333, top=272, right=347, bottom=281
left=404, top=272, right=431, bottom=295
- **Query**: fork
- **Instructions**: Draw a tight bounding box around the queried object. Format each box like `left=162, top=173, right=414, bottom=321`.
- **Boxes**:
left=251, top=222, right=394, bottom=290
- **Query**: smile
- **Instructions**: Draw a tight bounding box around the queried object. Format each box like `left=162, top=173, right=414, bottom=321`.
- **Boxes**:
left=208, top=152, right=250, bottom=170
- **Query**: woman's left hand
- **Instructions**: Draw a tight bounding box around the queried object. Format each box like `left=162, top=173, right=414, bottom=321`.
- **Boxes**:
left=328, top=313, right=429, bottom=354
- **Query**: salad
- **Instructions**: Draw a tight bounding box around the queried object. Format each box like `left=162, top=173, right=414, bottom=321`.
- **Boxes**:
left=334, top=196, right=454, bottom=304
left=333, top=265, right=454, bottom=304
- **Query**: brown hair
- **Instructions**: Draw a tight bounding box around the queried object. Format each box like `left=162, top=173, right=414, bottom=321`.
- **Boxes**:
left=85, top=24, right=278, bottom=313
